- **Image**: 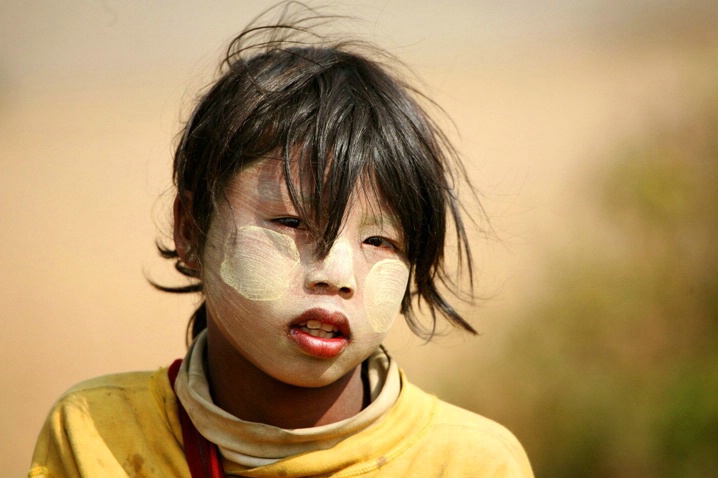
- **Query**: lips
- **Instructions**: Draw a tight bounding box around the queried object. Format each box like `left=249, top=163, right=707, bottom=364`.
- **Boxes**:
left=288, top=308, right=350, bottom=358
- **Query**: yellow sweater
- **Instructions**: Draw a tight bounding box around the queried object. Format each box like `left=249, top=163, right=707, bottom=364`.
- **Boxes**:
left=29, top=367, right=533, bottom=477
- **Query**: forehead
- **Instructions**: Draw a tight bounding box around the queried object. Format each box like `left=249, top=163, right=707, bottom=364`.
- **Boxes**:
left=224, top=158, right=399, bottom=225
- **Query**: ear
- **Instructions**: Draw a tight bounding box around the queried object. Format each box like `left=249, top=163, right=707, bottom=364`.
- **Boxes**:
left=173, top=193, right=200, bottom=270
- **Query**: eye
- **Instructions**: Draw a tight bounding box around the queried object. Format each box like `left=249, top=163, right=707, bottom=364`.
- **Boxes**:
left=363, top=236, right=399, bottom=251
left=273, top=217, right=304, bottom=229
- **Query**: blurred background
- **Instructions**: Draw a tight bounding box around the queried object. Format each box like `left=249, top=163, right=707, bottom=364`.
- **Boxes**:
left=2, top=1, right=717, bottom=476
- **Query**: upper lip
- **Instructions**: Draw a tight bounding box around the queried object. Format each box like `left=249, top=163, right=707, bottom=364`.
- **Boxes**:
left=290, top=308, right=351, bottom=338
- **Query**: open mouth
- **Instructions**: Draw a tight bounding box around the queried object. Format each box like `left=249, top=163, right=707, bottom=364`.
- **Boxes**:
left=295, top=320, right=342, bottom=339
left=289, top=308, right=350, bottom=358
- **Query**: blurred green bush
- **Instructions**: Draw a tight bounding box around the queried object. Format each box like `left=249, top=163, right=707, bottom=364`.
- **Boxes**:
left=457, top=91, right=718, bottom=477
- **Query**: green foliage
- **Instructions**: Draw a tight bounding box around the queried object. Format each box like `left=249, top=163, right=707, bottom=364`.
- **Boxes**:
left=462, top=93, right=718, bottom=477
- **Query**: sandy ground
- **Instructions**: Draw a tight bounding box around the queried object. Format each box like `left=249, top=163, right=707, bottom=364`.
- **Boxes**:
left=2, top=1, right=715, bottom=475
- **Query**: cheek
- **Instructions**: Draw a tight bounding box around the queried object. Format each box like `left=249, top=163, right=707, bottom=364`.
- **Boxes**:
left=220, top=225, right=300, bottom=301
left=363, top=259, right=410, bottom=333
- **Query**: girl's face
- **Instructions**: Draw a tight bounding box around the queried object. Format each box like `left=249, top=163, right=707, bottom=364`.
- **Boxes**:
left=201, top=158, right=410, bottom=388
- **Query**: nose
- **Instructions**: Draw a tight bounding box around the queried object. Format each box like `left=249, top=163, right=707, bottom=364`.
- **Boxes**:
left=305, top=238, right=357, bottom=298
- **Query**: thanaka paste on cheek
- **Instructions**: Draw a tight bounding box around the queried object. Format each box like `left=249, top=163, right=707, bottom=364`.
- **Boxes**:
left=363, top=259, right=410, bottom=332
left=220, top=225, right=300, bottom=301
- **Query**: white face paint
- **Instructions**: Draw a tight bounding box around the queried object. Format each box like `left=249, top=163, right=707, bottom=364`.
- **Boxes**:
left=202, top=159, right=410, bottom=388
left=220, top=227, right=409, bottom=329
left=220, top=226, right=300, bottom=301
left=364, top=259, right=410, bottom=332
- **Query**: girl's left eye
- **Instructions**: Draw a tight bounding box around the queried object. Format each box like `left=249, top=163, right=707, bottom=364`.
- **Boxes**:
left=273, top=217, right=304, bottom=229
left=363, top=236, right=399, bottom=251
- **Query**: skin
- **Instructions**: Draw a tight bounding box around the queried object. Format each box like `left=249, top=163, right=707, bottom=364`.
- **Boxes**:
left=174, top=158, right=410, bottom=428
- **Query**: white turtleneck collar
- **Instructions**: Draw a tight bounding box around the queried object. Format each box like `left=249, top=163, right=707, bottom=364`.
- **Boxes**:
left=174, top=330, right=401, bottom=469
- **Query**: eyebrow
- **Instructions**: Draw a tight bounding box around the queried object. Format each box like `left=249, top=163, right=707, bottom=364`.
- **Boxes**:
left=257, top=182, right=290, bottom=203
left=359, top=214, right=399, bottom=229
left=265, top=185, right=314, bottom=205
left=251, top=163, right=315, bottom=206
left=252, top=167, right=296, bottom=201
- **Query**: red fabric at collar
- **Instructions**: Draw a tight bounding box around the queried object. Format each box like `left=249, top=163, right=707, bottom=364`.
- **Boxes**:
left=168, top=359, right=227, bottom=478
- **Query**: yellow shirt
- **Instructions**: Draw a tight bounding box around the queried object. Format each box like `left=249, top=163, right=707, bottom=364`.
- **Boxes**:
left=29, top=366, right=533, bottom=477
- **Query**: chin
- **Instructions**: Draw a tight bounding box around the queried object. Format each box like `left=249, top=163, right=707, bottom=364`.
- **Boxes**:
left=270, top=359, right=359, bottom=389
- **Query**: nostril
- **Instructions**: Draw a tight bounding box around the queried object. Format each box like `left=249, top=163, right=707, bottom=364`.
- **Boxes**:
left=339, top=286, right=352, bottom=295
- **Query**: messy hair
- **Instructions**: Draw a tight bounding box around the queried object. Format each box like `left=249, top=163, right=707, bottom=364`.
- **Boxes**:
left=156, top=4, right=479, bottom=340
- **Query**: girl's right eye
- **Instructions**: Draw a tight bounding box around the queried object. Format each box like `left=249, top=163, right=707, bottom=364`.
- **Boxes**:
left=273, top=217, right=304, bottom=229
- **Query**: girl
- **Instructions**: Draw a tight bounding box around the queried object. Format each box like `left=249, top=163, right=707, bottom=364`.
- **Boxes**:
left=29, top=7, right=533, bottom=478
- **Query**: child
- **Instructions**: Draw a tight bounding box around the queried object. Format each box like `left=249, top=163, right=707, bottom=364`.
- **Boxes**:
left=29, top=7, right=533, bottom=478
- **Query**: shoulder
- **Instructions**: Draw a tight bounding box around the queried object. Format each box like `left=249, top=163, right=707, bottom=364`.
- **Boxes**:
left=50, top=366, right=179, bottom=434
left=434, top=397, right=530, bottom=457
left=30, top=367, right=186, bottom=478
left=403, top=380, right=534, bottom=477
left=62, top=368, right=159, bottom=396
left=50, top=368, right=173, bottom=421
left=432, top=396, right=524, bottom=446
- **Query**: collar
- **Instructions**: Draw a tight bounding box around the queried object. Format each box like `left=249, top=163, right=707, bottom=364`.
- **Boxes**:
left=173, top=330, right=401, bottom=469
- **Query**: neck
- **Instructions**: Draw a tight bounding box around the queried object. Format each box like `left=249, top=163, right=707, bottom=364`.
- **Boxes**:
left=205, top=320, right=365, bottom=429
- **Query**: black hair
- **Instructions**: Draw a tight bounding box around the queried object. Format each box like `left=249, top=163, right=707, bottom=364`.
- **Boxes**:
left=155, top=4, right=479, bottom=341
